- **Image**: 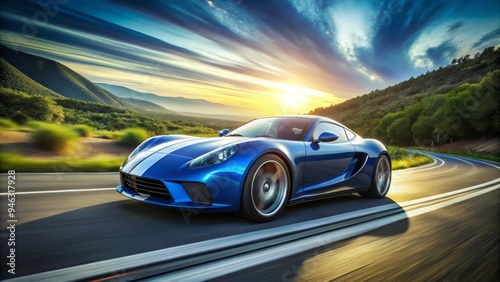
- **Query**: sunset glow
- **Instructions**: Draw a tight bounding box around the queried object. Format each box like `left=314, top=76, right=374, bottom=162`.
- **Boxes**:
left=0, top=0, right=498, bottom=116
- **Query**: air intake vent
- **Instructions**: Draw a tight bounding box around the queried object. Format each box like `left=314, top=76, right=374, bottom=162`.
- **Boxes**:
left=182, top=182, right=213, bottom=205
left=121, top=173, right=172, bottom=200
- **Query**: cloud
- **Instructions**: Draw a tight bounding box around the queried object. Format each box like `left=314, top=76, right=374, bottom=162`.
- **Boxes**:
left=425, top=41, right=458, bottom=67
left=1, top=0, right=498, bottom=114
left=447, top=21, right=464, bottom=33
left=472, top=27, right=500, bottom=48
left=352, top=0, right=448, bottom=81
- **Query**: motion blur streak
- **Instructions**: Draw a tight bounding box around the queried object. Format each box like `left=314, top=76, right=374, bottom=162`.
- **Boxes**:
left=147, top=184, right=500, bottom=282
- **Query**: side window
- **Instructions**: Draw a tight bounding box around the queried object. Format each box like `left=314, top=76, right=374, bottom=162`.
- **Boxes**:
left=345, top=129, right=356, bottom=140
left=312, top=123, right=348, bottom=142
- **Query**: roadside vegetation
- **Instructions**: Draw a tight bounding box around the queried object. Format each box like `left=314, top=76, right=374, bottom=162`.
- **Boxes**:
left=0, top=118, right=16, bottom=130
left=310, top=47, right=500, bottom=147
left=0, top=153, right=127, bottom=172
left=388, top=146, right=434, bottom=170
left=32, top=123, right=78, bottom=151
left=119, top=128, right=149, bottom=147
left=0, top=119, right=433, bottom=172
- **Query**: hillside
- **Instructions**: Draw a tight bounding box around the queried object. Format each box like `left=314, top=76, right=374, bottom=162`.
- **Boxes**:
left=95, top=82, right=257, bottom=119
left=0, top=58, right=62, bottom=98
left=310, top=47, right=500, bottom=146
left=121, top=98, right=176, bottom=113
left=0, top=45, right=127, bottom=108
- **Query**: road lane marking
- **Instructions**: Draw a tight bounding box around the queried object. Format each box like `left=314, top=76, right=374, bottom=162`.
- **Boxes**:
left=153, top=184, right=500, bottom=282
left=5, top=176, right=499, bottom=282
left=0, top=188, right=116, bottom=196
left=442, top=154, right=477, bottom=167
left=398, top=154, right=445, bottom=173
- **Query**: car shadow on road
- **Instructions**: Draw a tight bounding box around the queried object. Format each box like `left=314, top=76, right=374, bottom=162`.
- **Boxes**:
left=7, top=194, right=408, bottom=279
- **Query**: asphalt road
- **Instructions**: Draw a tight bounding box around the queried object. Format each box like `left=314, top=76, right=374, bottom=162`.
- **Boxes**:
left=0, top=152, right=498, bottom=281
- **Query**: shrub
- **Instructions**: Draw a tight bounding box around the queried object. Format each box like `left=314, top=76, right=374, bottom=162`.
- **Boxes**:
left=387, top=146, right=409, bottom=160
left=119, top=128, right=148, bottom=147
left=32, top=123, right=78, bottom=151
left=12, top=111, right=30, bottom=125
left=0, top=118, right=16, bottom=129
left=96, top=130, right=122, bottom=139
left=72, top=124, right=93, bottom=137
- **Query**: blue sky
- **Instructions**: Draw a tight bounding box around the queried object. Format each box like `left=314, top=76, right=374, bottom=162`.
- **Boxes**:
left=1, top=0, right=499, bottom=115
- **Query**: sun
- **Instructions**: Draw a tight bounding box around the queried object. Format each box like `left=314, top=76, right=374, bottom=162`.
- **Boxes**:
left=279, top=84, right=309, bottom=113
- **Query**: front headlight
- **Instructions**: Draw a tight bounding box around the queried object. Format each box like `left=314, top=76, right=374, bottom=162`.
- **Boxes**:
left=189, top=144, right=239, bottom=168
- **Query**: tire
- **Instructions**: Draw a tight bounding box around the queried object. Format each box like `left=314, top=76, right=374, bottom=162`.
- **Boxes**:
left=240, top=155, right=290, bottom=222
left=360, top=154, right=391, bottom=198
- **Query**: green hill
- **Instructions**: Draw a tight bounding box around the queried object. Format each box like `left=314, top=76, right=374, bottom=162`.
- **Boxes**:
left=0, top=58, right=62, bottom=98
left=0, top=45, right=127, bottom=108
left=310, top=47, right=500, bottom=146
left=121, top=98, right=177, bottom=113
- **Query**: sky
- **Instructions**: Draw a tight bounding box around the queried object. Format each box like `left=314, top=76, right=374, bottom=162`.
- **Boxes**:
left=1, top=0, right=499, bottom=116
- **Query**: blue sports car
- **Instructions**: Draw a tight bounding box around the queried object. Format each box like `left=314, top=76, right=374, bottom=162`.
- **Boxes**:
left=117, top=115, right=391, bottom=222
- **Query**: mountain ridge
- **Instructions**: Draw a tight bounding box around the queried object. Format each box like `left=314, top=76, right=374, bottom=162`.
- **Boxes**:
left=95, top=82, right=258, bottom=119
left=0, top=45, right=128, bottom=108
left=0, top=58, right=62, bottom=98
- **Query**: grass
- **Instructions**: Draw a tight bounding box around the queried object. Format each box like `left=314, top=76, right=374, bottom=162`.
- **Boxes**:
left=0, top=118, right=17, bottom=130
left=119, top=128, right=149, bottom=147
left=0, top=153, right=127, bottom=172
left=388, top=146, right=434, bottom=170
left=95, top=130, right=123, bottom=139
left=410, top=147, right=500, bottom=163
left=72, top=124, right=93, bottom=137
left=32, top=123, right=78, bottom=151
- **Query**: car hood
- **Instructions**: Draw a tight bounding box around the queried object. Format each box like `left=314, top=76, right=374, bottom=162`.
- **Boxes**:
left=144, top=136, right=245, bottom=158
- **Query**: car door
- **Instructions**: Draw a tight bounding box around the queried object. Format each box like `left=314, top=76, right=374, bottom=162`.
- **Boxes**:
left=302, top=122, right=355, bottom=192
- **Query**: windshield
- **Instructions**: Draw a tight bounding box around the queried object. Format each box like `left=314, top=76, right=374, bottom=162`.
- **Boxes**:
left=227, top=117, right=313, bottom=141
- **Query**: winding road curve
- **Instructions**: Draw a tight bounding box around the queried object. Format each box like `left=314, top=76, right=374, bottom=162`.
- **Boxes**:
left=0, top=152, right=498, bottom=281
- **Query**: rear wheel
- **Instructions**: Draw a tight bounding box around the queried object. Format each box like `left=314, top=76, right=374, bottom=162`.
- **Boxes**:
left=360, top=154, right=391, bottom=198
left=240, top=155, right=290, bottom=222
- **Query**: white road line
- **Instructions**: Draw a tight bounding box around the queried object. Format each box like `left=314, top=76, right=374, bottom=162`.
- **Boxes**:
left=442, top=154, right=477, bottom=167
left=0, top=187, right=116, bottom=195
left=154, top=184, right=500, bottom=282
left=5, top=175, right=499, bottom=282
left=398, top=154, right=445, bottom=173
left=448, top=155, right=500, bottom=169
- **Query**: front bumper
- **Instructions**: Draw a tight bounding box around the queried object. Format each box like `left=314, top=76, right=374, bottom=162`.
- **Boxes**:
left=116, top=172, right=242, bottom=213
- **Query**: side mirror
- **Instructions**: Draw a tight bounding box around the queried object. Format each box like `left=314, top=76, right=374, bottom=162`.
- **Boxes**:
left=219, top=129, right=230, bottom=137
left=313, top=132, right=339, bottom=143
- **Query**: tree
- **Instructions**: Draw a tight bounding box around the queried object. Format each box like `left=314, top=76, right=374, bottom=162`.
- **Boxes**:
left=451, top=58, right=457, bottom=65
left=469, top=70, right=500, bottom=133
left=372, top=112, right=404, bottom=143
left=481, top=46, right=495, bottom=57
left=412, top=116, right=435, bottom=146
left=387, top=116, right=412, bottom=145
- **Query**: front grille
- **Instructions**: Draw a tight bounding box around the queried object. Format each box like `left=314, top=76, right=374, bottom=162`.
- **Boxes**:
left=121, top=173, right=172, bottom=200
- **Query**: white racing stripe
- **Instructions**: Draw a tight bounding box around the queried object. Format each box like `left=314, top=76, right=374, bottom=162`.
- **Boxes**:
left=123, top=138, right=210, bottom=176
left=0, top=188, right=116, bottom=196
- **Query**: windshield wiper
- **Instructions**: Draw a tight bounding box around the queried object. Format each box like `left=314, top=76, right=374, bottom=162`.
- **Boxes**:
left=255, top=135, right=275, bottom=138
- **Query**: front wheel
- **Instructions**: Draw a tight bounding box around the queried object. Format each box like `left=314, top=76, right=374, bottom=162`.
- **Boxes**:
left=360, top=154, right=391, bottom=198
left=240, top=155, right=290, bottom=222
